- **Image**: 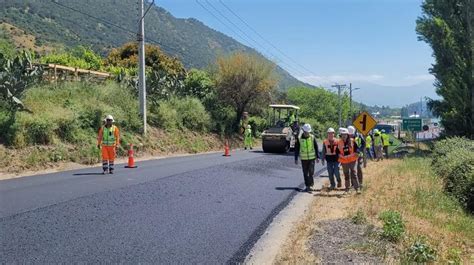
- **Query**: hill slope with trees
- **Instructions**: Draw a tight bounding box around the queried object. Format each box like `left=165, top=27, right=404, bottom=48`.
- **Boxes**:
left=0, top=0, right=310, bottom=90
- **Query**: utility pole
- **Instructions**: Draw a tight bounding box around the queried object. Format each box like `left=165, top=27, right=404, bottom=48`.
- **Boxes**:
left=138, top=0, right=147, bottom=135
left=349, top=84, right=361, bottom=122
left=332, top=83, right=346, bottom=128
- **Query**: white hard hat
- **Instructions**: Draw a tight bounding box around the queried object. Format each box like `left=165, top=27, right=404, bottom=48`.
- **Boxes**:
left=339, top=128, right=349, bottom=134
left=348, top=126, right=356, bottom=135
left=247, top=124, right=251, bottom=129
left=105, top=115, right=114, bottom=122
left=327, top=127, right=335, bottom=133
left=302, top=123, right=312, bottom=133
left=381, top=129, right=386, bottom=133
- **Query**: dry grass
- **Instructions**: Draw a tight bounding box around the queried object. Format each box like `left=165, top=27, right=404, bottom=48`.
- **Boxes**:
left=275, top=187, right=352, bottom=264
left=276, top=157, right=474, bottom=264
left=350, top=158, right=474, bottom=263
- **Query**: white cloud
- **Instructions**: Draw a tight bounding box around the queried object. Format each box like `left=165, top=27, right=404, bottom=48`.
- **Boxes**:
left=296, top=74, right=384, bottom=86
left=404, top=74, right=435, bottom=82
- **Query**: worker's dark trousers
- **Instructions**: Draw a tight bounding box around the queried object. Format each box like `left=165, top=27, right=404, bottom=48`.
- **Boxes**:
left=383, top=146, right=389, bottom=159
left=356, top=156, right=363, bottom=187
left=301, top=159, right=315, bottom=188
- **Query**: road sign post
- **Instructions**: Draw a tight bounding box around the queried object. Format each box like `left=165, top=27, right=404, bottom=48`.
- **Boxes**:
left=353, top=111, right=377, bottom=136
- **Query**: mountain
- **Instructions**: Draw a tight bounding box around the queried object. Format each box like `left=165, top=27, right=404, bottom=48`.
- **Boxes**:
left=350, top=80, right=439, bottom=108
left=0, top=0, right=311, bottom=90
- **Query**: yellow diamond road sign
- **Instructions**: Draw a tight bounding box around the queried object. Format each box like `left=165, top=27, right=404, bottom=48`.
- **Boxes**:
left=353, top=112, right=377, bottom=136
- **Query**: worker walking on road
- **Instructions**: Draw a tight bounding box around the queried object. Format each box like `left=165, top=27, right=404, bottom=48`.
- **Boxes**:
left=381, top=129, right=390, bottom=159
left=322, top=127, right=341, bottom=190
left=244, top=124, right=253, bottom=150
left=337, top=128, right=360, bottom=194
left=97, top=115, right=120, bottom=174
left=294, top=124, right=320, bottom=192
left=373, top=129, right=383, bottom=161
left=365, top=133, right=373, bottom=161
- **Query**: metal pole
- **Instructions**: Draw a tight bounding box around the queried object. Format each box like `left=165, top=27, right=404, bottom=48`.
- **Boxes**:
left=338, top=85, right=342, bottom=127
left=332, top=83, right=346, bottom=128
left=349, top=83, right=352, bottom=123
left=138, top=0, right=147, bottom=135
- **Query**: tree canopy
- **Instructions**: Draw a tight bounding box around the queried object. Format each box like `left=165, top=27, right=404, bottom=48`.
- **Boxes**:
left=416, top=0, right=474, bottom=138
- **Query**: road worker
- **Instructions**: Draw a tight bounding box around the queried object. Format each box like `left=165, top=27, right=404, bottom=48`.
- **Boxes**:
left=381, top=129, right=390, bottom=159
left=349, top=126, right=364, bottom=188
left=97, top=115, right=120, bottom=174
left=373, top=129, right=383, bottom=161
left=294, top=124, right=320, bottom=192
left=354, top=132, right=365, bottom=188
left=365, top=133, right=374, bottom=160
left=244, top=124, right=253, bottom=150
left=337, top=128, right=360, bottom=194
left=321, top=127, right=341, bottom=190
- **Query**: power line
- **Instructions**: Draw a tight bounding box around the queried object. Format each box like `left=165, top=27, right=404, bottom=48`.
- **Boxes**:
left=203, top=0, right=306, bottom=76
left=195, top=0, right=306, bottom=76
left=218, top=0, right=317, bottom=76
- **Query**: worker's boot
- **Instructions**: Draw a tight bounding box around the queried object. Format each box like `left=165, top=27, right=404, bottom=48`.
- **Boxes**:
left=337, top=182, right=342, bottom=189
left=109, top=162, right=114, bottom=174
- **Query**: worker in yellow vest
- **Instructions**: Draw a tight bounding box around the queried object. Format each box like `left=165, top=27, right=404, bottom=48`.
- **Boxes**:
left=337, top=128, right=360, bottom=194
left=373, top=129, right=383, bottom=161
left=244, top=124, right=253, bottom=150
left=381, top=129, right=390, bottom=159
left=365, top=133, right=373, bottom=161
left=294, top=124, right=320, bottom=192
left=97, top=115, right=120, bottom=174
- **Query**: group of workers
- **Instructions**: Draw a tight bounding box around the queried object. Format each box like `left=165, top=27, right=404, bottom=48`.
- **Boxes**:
left=294, top=124, right=392, bottom=194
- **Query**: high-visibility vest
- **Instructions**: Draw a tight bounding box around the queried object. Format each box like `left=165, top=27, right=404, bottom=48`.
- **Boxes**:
left=299, top=135, right=316, bottom=160
left=245, top=128, right=252, bottom=138
left=355, top=136, right=362, bottom=147
left=338, top=138, right=358, bottom=164
left=365, top=135, right=372, bottom=148
left=323, top=139, right=338, bottom=156
left=102, top=125, right=117, bottom=146
left=374, top=134, right=382, bottom=146
left=382, top=133, right=390, bottom=147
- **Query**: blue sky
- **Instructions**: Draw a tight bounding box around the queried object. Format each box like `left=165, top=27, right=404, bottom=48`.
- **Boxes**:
left=157, top=0, right=435, bottom=104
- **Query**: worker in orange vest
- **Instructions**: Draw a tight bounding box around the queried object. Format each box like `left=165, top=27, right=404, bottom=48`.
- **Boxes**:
left=337, top=128, right=360, bottom=194
left=97, top=115, right=120, bottom=174
left=321, top=127, right=341, bottom=190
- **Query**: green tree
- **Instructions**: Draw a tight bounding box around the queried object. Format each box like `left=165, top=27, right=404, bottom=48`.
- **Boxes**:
left=181, top=69, right=214, bottom=100
left=416, top=0, right=474, bottom=138
left=214, top=52, right=277, bottom=129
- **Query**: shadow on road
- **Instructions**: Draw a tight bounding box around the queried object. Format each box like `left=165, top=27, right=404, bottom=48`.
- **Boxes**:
left=73, top=172, right=104, bottom=176
left=275, top=187, right=302, bottom=191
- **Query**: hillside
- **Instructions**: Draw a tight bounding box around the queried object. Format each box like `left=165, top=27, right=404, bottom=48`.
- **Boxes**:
left=0, top=0, right=310, bottom=90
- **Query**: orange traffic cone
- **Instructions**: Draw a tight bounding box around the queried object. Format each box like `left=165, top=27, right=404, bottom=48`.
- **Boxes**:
left=223, top=140, right=231, bottom=157
left=125, top=143, right=138, bottom=168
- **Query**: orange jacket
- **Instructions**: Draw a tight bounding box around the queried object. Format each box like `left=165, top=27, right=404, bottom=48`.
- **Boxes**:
left=97, top=125, right=120, bottom=146
left=337, top=138, right=358, bottom=164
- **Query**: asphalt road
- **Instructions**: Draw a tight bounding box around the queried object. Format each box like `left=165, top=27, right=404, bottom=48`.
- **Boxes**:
left=0, top=150, right=324, bottom=264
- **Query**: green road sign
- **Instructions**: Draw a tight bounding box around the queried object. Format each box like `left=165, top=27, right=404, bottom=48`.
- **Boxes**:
left=402, top=118, right=422, bottom=131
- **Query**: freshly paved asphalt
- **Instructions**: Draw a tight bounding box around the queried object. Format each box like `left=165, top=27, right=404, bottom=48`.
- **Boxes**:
left=0, top=149, right=325, bottom=264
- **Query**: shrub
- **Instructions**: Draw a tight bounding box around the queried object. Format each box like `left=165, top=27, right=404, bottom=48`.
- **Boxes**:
left=379, top=210, right=405, bottom=242
left=153, top=101, right=180, bottom=131
left=172, top=97, right=211, bottom=132
left=431, top=137, right=474, bottom=212
left=403, top=237, right=437, bottom=263
left=152, top=97, right=211, bottom=132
